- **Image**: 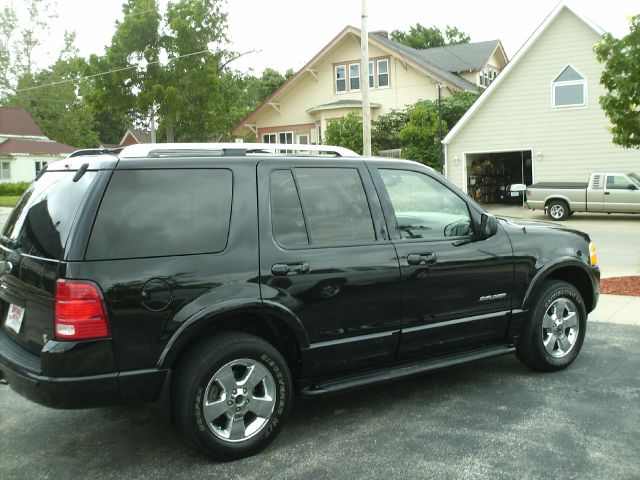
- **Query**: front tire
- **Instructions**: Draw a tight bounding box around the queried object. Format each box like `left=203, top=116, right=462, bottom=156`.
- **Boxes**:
left=547, top=200, right=569, bottom=221
left=516, top=280, right=586, bottom=372
left=174, top=332, right=292, bottom=460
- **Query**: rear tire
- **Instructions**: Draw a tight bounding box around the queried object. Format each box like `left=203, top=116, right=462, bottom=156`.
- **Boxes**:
left=173, top=332, right=292, bottom=460
left=547, top=200, right=569, bottom=221
left=516, top=280, right=586, bottom=372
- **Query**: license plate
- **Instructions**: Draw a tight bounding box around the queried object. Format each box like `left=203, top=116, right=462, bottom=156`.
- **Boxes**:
left=510, top=192, right=520, bottom=197
left=5, top=304, right=25, bottom=334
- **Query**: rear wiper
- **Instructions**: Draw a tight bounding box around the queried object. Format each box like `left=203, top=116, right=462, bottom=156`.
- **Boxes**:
left=73, top=163, right=89, bottom=182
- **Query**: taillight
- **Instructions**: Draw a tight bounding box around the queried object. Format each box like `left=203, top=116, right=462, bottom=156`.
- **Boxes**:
left=55, top=279, right=110, bottom=340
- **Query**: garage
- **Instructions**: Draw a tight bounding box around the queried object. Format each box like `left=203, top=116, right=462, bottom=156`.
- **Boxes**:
left=465, top=150, right=533, bottom=204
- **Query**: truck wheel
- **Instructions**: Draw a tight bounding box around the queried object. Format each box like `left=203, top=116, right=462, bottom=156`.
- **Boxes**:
left=547, top=200, right=569, bottom=221
left=173, top=332, right=292, bottom=460
left=516, top=280, right=586, bottom=372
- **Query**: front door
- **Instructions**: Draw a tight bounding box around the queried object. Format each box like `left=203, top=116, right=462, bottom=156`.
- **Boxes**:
left=604, top=174, right=640, bottom=212
left=257, top=160, right=402, bottom=377
left=369, top=164, right=514, bottom=359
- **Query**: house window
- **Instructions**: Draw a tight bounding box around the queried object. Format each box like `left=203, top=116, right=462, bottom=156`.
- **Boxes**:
left=335, top=65, right=346, bottom=93
left=479, top=67, right=498, bottom=87
left=377, top=59, right=389, bottom=87
left=278, top=132, right=293, bottom=144
left=368, top=61, right=374, bottom=88
left=263, top=133, right=276, bottom=143
left=552, top=65, right=586, bottom=108
left=349, top=63, right=360, bottom=91
left=35, top=161, right=48, bottom=176
left=1, top=161, right=10, bottom=180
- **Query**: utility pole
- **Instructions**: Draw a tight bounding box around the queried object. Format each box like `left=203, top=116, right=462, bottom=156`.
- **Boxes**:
left=361, top=0, right=371, bottom=156
left=436, top=83, right=445, bottom=173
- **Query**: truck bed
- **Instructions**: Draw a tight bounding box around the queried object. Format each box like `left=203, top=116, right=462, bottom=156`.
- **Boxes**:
left=528, top=182, right=587, bottom=189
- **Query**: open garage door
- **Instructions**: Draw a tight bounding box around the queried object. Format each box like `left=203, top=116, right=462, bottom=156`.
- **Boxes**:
left=465, top=150, right=533, bottom=204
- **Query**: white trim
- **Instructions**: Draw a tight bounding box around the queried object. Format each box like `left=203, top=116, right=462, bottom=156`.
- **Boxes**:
left=296, top=134, right=310, bottom=145
left=348, top=63, right=361, bottom=92
left=335, top=65, right=347, bottom=93
left=443, top=2, right=604, bottom=145
left=550, top=64, right=587, bottom=109
left=377, top=59, right=390, bottom=88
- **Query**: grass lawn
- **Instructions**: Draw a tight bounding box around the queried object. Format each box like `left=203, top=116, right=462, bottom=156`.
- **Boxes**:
left=0, top=195, right=20, bottom=207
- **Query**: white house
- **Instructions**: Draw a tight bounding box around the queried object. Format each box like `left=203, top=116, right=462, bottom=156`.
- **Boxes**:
left=443, top=3, right=639, bottom=204
left=0, top=107, right=76, bottom=183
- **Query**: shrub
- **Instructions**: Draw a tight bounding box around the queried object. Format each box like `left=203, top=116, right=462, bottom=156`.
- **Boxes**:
left=0, top=181, right=30, bottom=196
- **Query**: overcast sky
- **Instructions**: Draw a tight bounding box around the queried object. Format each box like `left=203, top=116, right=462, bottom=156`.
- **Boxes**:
left=9, top=0, right=638, bottom=76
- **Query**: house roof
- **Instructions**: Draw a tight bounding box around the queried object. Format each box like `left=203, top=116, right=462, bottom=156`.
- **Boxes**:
left=120, top=127, right=152, bottom=145
left=413, top=40, right=504, bottom=72
left=369, top=32, right=482, bottom=91
left=232, top=26, right=503, bottom=135
left=307, top=99, right=382, bottom=113
left=0, top=107, right=45, bottom=137
left=0, top=138, right=76, bottom=155
left=443, top=3, right=604, bottom=145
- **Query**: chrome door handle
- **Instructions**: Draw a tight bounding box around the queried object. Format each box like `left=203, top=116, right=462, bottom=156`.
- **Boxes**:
left=271, top=262, right=310, bottom=276
left=407, top=253, right=437, bottom=266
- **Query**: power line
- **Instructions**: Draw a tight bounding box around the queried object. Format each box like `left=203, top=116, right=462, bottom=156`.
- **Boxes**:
left=15, top=48, right=214, bottom=93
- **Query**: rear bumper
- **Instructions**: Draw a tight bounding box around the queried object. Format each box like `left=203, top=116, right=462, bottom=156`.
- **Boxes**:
left=0, top=331, right=168, bottom=409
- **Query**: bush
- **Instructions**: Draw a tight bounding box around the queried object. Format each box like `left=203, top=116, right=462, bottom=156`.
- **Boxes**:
left=0, top=181, right=30, bottom=196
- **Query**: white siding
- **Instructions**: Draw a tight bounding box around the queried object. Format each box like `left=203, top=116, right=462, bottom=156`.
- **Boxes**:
left=1, top=154, right=63, bottom=183
left=446, top=8, right=639, bottom=190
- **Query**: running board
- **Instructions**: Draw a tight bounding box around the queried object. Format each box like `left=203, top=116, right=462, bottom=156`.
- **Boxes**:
left=299, top=344, right=514, bottom=397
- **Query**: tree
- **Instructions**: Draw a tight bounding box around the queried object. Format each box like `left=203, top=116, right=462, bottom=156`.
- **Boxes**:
left=594, top=15, right=640, bottom=149
left=88, top=0, right=235, bottom=143
left=390, top=23, right=470, bottom=49
left=372, top=109, right=408, bottom=150
left=399, top=101, right=446, bottom=168
left=324, top=113, right=363, bottom=154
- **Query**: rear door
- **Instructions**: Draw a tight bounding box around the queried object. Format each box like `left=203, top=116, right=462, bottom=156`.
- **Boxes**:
left=0, top=169, right=105, bottom=355
left=257, top=159, right=402, bottom=377
left=368, top=163, right=514, bottom=359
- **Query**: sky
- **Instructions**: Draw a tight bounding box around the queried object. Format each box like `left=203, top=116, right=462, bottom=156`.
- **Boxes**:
left=5, top=0, right=638, bottom=76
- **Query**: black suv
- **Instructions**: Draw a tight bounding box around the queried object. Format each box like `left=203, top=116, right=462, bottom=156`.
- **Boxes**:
left=0, top=143, right=599, bottom=460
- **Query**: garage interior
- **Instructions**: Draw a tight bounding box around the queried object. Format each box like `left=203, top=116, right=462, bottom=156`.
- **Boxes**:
left=466, top=150, right=533, bottom=204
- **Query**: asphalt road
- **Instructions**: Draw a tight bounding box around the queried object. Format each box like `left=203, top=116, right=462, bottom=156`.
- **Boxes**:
left=487, top=204, right=640, bottom=278
left=1, top=321, right=639, bottom=479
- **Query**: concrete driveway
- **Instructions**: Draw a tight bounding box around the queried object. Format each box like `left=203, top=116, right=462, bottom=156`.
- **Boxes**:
left=487, top=204, right=640, bottom=277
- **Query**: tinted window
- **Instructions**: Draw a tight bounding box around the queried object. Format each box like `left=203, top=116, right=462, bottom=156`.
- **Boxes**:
left=271, top=170, right=308, bottom=247
left=295, top=168, right=375, bottom=246
left=380, top=169, right=472, bottom=240
left=2, top=171, right=99, bottom=259
left=87, top=169, right=232, bottom=260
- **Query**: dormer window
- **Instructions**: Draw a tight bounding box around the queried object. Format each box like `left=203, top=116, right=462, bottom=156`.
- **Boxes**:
left=552, top=65, right=586, bottom=109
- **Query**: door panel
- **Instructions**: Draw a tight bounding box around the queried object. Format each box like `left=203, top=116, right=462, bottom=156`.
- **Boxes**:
left=369, top=164, right=514, bottom=359
left=258, top=160, right=402, bottom=378
left=604, top=175, right=640, bottom=212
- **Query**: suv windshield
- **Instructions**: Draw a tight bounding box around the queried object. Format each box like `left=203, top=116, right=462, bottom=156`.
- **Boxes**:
left=1, top=171, right=98, bottom=259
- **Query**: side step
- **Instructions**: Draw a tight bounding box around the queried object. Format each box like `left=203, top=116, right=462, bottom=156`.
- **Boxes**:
left=300, top=344, right=514, bottom=397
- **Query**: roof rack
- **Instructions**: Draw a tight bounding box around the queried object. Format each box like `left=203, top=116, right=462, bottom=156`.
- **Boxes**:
left=118, top=143, right=359, bottom=158
left=68, top=147, right=124, bottom=158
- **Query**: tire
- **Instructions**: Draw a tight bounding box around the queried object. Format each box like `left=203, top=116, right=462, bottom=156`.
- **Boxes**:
left=547, top=200, right=569, bottom=221
left=173, top=332, right=292, bottom=460
left=516, top=280, right=586, bottom=372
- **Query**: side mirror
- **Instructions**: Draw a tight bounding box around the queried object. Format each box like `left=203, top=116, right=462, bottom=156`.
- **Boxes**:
left=479, top=213, right=498, bottom=239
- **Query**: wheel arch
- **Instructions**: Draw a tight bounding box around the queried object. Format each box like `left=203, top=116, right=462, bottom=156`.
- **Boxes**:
left=523, top=260, right=597, bottom=313
left=158, top=301, right=309, bottom=377
left=544, top=196, right=571, bottom=209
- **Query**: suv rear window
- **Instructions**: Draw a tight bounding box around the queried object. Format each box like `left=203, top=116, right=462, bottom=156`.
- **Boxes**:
left=2, top=171, right=99, bottom=259
left=86, top=169, right=232, bottom=260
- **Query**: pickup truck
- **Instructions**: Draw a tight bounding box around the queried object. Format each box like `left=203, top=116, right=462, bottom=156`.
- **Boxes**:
left=526, top=172, right=640, bottom=220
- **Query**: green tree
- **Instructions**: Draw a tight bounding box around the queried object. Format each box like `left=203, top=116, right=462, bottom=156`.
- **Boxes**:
left=324, top=112, right=363, bottom=155
left=399, top=101, right=446, bottom=168
left=372, top=109, right=408, bottom=150
left=7, top=56, right=100, bottom=147
left=390, top=23, right=470, bottom=49
left=594, top=14, right=640, bottom=149
left=88, top=0, right=234, bottom=143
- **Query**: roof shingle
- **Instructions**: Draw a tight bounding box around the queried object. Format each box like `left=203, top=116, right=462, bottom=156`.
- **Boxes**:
left=0, top=139, right=76, bottom=155
left=0, top=107, right=45, bottom=137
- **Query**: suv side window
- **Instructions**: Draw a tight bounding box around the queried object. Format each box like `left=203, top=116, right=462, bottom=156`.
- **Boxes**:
left=272, top=167, right=375, bottom=247
left=270, top=170, right=309, bottom=247
left=380, top=169, right=472, bottom=240
left=86, top=169, right=232, bottom=260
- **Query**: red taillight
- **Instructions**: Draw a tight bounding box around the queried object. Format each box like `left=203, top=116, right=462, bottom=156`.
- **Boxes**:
left=55, top=279, right=110, bottom=340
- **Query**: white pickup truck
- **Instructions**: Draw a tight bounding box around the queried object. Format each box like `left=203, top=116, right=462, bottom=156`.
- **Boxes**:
left=526, top=172, right=640, bottom=220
